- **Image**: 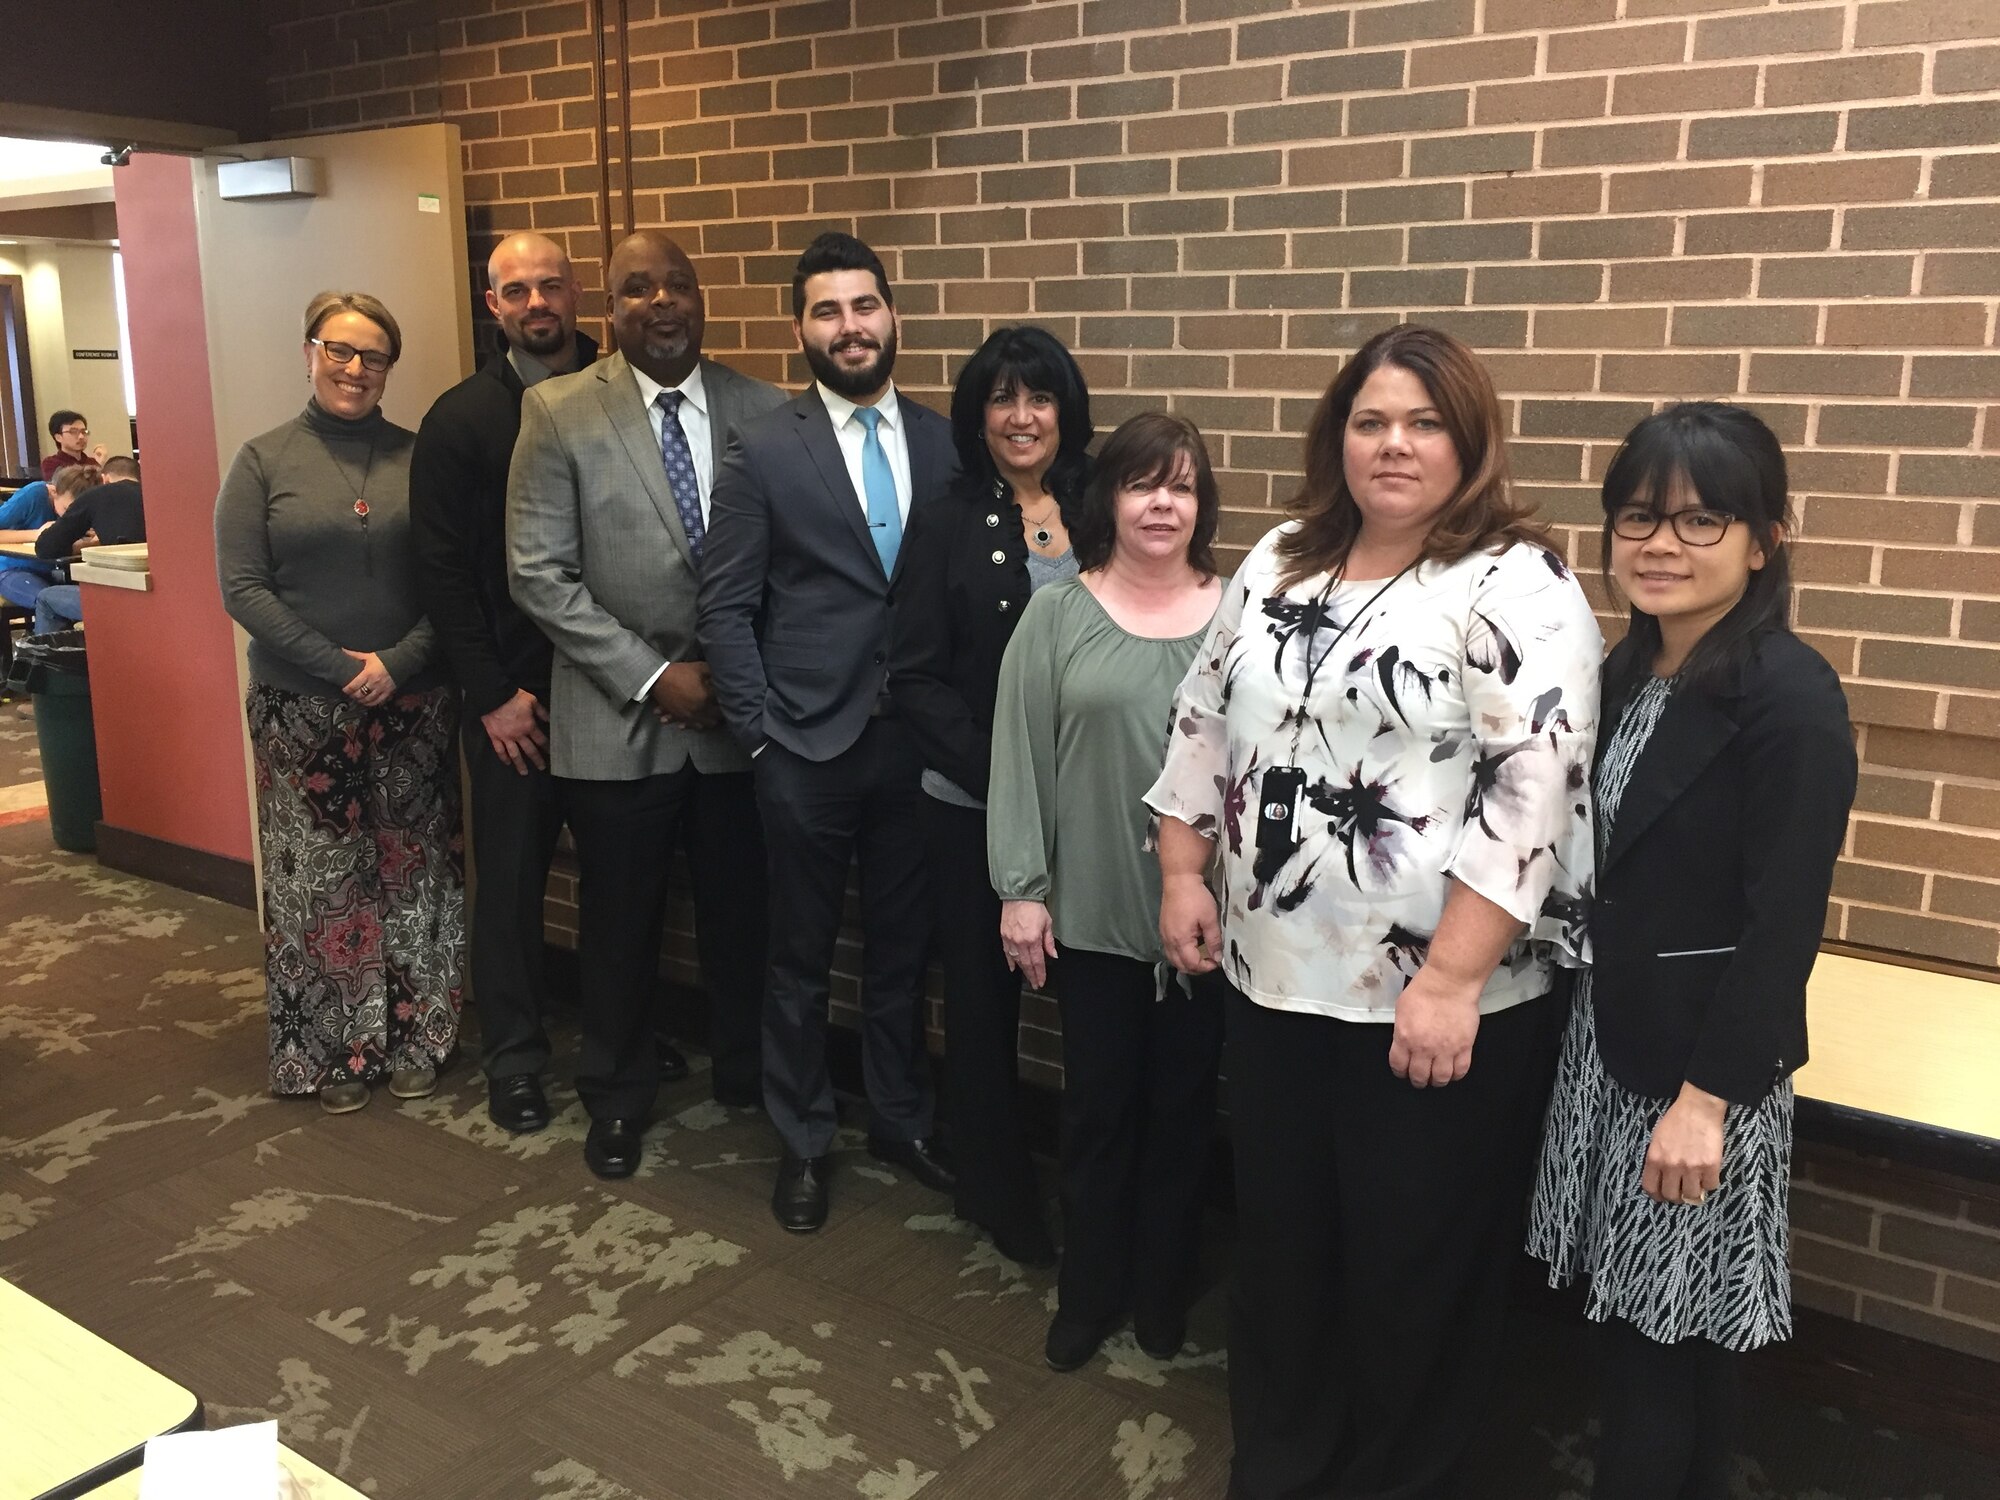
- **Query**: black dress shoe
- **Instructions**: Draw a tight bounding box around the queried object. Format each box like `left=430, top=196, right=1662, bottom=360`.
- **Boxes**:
left=713, top=1081, right=763, bottom=1110
left=487, top=1074, right=550, bottom=1134
left=772, top=1152, right=829, bottom=1232
left=867, top=1135, right=958, bottom=1195
left=584, top=1118, right=644, bottom=1179
left=655, top=1037, right=690, bottom=1082
left=1134, top=1310, right=1187, bottom=1361
left=1044, top=1313, right=1121, bottom=1373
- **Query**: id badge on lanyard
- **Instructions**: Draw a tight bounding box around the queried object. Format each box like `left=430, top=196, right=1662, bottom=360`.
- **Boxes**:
left=1251, top=563, right=1412, bottom=883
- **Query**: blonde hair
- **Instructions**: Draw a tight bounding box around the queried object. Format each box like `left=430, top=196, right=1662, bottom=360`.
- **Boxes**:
left=50, top=464, right=104, bottom=499
left=303, top=290, right=402, bottom=365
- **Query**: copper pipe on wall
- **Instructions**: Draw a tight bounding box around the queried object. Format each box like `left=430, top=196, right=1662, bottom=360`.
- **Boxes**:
left=614, top=0, right=636, bottom=233
left=586, top=0, right=615, bottom=279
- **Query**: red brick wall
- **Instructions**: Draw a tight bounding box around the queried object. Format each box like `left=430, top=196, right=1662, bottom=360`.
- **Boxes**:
left=263, top=0, right=2000, bottom=973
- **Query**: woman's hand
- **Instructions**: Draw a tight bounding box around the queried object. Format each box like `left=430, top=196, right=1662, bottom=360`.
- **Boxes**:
left=342, top=649, right=396, bottom=706
left=1643, top=1084, right=1726, bottom=1207
left=1000, top=899, right=1057, bottom=990
left=1161, top=873, right=1220, bottom=975
left=1388, top=966, right=1482, bottom=1087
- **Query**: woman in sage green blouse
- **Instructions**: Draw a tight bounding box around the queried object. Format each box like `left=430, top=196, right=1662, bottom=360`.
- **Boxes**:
left=988, top=412, right=1225, bottom=1375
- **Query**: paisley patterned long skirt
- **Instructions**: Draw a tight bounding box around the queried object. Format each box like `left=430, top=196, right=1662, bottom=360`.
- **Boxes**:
left=247, top=682, right=465, bottom=1095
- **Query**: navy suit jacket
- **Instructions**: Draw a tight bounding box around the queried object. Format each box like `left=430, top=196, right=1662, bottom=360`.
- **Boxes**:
left=699, top=386, right=957, bottom=761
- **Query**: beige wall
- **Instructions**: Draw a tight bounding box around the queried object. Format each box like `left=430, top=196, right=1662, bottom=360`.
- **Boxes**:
left=0, top=241, right=130, bottom=465
left=190, top=121, right=473, bottom=457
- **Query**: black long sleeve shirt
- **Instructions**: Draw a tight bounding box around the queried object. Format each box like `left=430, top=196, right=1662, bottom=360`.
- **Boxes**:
left=409, top=331, right=599, bottom=718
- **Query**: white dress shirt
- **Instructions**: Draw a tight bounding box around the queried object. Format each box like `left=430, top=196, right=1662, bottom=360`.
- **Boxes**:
left=815, top=380, right=912, bottom=523
left=630, top=360, right=714, bottom=518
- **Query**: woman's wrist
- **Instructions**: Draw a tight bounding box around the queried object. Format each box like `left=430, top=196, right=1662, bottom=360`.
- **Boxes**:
left=1674, top=1081, right=1728, bottom=1122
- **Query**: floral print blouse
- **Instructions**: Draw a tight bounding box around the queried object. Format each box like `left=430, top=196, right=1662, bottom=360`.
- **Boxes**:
left=1144, top=526, right=1602, bottom=1022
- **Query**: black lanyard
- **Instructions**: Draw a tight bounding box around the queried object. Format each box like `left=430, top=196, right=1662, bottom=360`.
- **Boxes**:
left=1286, top=562, right=1414, bottom=764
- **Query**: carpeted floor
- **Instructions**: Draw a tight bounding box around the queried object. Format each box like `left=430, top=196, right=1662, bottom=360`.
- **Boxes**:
left=2, top=817, right=1997, bottom=1499
left=0, top=694, right=42, bottom=790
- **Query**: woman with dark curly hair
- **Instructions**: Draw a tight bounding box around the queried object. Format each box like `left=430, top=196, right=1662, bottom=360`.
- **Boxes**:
left=215, top=290, right=464, bottom=1115
left=889, top=325, right=1093, bottom=1267
left=987, top=411, right=1226, bottom=1373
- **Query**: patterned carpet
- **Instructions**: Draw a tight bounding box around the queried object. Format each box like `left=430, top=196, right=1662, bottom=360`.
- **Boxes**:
left=0, top=695, right=42, bottom=793
left=2, top=817, right=1996, bottom=1499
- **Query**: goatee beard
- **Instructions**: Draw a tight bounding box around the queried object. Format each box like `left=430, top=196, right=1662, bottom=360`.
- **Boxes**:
left=805, top=332, right=897, bottom=400
left=512, top=322, right=568, bottom=357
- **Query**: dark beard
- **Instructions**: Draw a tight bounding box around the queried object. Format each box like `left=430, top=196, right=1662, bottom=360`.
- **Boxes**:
left=804, top=330, right=897, bottom=399
left=510, top=320, right=569, bottom=358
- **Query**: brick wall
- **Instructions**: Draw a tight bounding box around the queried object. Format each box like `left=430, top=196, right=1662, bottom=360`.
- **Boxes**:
left=265, top=0, right=2000, bottom=971
left=1792, top=1138, right=2000, bottom=1362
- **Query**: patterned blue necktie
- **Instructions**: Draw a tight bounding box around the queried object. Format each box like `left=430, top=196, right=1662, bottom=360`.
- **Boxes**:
left=855, top=404, right=901, bottom=576
left=654, top=389, right=704, bottom=564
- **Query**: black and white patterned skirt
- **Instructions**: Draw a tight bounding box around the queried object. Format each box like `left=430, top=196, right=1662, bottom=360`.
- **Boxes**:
left=1527, top=977, right=1795, bottom=1351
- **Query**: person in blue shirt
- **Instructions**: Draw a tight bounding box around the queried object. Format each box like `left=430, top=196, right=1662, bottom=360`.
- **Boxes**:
left=0, top=477, right=63, bottom=615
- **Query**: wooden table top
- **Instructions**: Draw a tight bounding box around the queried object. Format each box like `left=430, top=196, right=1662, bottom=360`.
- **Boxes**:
left=83, top=1443, right=368, bottom=1499
left=1798, top=952, right=2000, bottom=1143
left=0, top=1277, right=201, bottom=1499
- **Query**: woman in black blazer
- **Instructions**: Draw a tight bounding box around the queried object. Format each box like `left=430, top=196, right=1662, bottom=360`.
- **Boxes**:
left=888, top=326, right=1093, bottom=1267
left=1529, top=403, right=1857, bottom=1500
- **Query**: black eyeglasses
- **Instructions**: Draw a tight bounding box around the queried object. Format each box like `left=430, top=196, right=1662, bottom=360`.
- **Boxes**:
left=1610, top=505, right=1736, bottom=547
left=312, top=338, right=394, bottom=373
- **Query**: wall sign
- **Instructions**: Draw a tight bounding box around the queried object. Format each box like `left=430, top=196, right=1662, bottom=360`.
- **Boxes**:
left=72, top=349, right=119, bottom=360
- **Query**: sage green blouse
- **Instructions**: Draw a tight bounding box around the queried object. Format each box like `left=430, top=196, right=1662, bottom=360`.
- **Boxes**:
left=987, top=576, right=1215, bottom=964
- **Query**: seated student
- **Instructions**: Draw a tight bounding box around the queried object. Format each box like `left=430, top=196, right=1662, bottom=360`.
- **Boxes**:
left=33, top=456, right=144, bottom=633
left=0, top=465, right=101, bottom=623
left=41, top=410, right=108, bottom=481
left=0, top=476, right=61, bottom=617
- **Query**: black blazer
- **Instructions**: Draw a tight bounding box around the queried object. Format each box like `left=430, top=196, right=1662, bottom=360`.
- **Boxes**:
left=410, top=330, right=600, bottom=718
left=1590, top=630, right=1857, bottom=1106
left=886, top=482, right=1036, bottom=797
left=699, top=386, right=957, bottom=761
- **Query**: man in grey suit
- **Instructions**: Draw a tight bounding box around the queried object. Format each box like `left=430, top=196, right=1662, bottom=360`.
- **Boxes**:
left=509, top=230, right=785, bottom=1179
left=700, top=232, right=959, bottom=1232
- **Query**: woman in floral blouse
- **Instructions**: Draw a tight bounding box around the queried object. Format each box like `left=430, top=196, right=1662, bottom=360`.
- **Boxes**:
left=1147, top=324, right=1601, bottom=1499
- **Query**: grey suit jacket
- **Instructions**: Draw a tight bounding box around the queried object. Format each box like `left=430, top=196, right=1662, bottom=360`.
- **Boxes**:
left=507, top=351, right=787, bottom=780
left=699, top=385, right=958, bottom=761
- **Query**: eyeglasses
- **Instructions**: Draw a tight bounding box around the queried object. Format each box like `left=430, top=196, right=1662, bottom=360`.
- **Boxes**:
left=59, top=424, right=88, bottom=437
left=312, top=338, right=394, bottom=373
left=1610, top=505, right=1736, bottom=547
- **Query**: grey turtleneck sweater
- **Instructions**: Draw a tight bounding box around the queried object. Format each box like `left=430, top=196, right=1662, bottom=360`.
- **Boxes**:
left=215, top=400, right=438, bottom=698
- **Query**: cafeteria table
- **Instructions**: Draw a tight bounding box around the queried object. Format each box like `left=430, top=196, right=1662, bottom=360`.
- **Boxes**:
left=83, top=1442, right=368, bottom=1498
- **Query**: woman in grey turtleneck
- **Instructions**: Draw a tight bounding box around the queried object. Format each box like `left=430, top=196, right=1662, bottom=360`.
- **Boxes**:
left=215, top=290, right=464, bottom=1115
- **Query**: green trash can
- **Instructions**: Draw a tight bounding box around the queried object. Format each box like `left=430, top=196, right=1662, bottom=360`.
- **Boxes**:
left=12, top=631, right=101, bottom=853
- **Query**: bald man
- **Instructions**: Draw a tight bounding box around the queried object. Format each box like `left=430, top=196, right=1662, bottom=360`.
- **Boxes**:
left=507, top=231, right=786, bottom=1178
left=412, top=232, right=602, bottom=1135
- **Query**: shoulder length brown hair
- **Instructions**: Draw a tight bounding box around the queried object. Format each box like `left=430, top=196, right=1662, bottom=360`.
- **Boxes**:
left=1273, top=323, right=1544, bottom=590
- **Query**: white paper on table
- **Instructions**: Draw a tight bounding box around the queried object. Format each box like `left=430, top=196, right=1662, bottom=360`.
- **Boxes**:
left=140, top=1419, right=280, bottom=1500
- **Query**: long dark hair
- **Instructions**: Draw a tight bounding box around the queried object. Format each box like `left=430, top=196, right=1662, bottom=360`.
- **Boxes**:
left=948, top=325, right=1093, bottom=514
left=1071, top=412, right=1220, bottom=579
left=1272, top=326, right=1536, bottom=592
left=1599, top=401, right=1794, bottom=700
left=1274, top=323, right=1544, bottom=590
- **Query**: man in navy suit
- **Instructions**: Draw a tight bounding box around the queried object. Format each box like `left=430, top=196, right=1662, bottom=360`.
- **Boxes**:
left=700, top=232, right=958, bottom=1231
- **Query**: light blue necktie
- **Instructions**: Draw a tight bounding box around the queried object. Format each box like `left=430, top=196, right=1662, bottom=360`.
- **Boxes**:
left=855, top=404, right=901, bottom=577
left=654, top=390, right=704, bottom=564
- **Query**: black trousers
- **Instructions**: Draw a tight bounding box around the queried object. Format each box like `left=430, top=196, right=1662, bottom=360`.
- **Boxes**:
left=754, top=719, right=934, bottom=1158
left=923, top=796, right=1041, bottom=1233
left=1224, top=984, right=1561, bottom=1500
left=563, top=763, right=767, bottom=1121
left=462, top=715, right=567, bottom=1081
left=1053, top=945, right=1223, bottom=1328
left=1594, top=1319, right=1739, bottom=1500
